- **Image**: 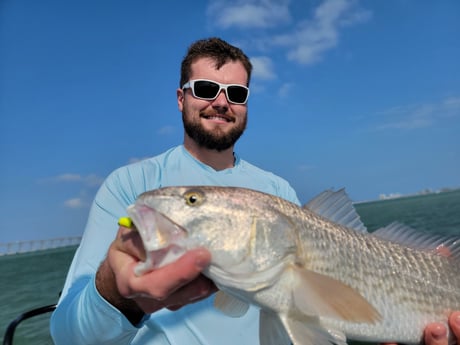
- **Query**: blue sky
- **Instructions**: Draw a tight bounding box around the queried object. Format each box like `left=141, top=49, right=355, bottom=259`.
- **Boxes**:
left=1, top=0, right=459, bottom=242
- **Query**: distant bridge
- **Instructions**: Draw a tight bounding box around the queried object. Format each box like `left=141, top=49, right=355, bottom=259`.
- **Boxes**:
left=0, top=237, right=82, bottom=256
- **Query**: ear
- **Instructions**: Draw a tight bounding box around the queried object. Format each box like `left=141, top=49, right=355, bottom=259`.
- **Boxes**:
left=177, top=88, right=184, bottom=112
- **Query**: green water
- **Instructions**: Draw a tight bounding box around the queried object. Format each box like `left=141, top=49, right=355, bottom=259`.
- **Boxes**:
left=355, top=190, right=460, bottom=236
left=0, top=247, right=76, bottom=345
left=1, top=190, right=459, bottom=344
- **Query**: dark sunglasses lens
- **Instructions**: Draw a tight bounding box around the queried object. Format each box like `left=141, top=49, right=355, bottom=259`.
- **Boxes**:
left=227, top=86, right=248, bottom=104
left=194, top=81, right=220, bottom=99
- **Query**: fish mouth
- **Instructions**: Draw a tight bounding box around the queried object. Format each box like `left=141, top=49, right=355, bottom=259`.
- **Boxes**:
left=127, top=204, right=189, bottom=252
left=128, top=204, right=195, bottom=273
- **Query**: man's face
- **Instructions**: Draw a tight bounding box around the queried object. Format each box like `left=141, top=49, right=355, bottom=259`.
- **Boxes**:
left=177, top=57, right=248, bottom=151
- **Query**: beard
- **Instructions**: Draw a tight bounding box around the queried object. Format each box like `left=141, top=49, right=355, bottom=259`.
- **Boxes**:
left=182, top=111, right=247, bottom=151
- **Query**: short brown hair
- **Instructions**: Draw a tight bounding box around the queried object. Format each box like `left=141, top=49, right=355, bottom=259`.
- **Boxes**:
left=180, top=37, right=252, bottom=88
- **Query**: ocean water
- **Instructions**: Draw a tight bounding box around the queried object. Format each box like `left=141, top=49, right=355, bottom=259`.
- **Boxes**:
left=1, top=190, right=459, bottom=345
left=0, top=247, right=76, bottom=345
left=355, top=190, right=460, bottom=236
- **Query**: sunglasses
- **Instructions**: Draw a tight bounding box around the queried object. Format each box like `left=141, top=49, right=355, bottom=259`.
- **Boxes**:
left=182, top=79, right=250, bottom=105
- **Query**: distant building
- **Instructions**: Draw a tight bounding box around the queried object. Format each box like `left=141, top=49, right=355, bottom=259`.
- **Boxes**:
left=379, top=193, right=403, bottom=200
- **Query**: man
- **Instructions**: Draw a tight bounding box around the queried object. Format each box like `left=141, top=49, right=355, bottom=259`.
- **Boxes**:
left=50, top=37, right=459, bottom=345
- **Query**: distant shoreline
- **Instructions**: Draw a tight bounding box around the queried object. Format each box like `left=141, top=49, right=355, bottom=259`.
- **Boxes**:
left=0, top=237, right=81, bottom=256
left=354, top=187, right=460, bottom=205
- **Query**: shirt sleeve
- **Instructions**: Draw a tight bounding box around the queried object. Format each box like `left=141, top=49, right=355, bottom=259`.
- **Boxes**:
left=278, top=179, right=301, bottom=206
left=50, top=276, right=141, bottom=344
left=50, top=163, right=158, bottom=344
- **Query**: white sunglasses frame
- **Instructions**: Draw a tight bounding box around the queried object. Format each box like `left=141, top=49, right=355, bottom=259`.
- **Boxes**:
left=182, top=79, right=250, bottom=105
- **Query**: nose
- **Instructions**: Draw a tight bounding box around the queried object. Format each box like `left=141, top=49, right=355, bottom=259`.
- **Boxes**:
left=211, top=90, right=230, bottom=110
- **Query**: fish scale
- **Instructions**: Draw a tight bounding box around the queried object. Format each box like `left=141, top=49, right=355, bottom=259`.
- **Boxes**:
left=303, top=225, right=459, bottom=341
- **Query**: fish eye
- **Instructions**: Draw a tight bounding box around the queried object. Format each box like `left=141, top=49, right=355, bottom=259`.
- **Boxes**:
left=184, top=190, right=204, bottom=206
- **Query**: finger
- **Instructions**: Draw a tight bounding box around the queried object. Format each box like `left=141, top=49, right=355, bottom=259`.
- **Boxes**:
left=424, top=323, right=448, bottom=345
left=163, top=275, right=217, bottom=309
left=108, top=239, right=145, bottom=298
left=131, top=248, right=212, bottom=300
left=115, top=226, right=146, bottom=261
left=448, top=312, right=460, bottom=342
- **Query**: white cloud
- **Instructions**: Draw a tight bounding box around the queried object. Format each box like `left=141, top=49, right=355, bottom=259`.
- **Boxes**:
left=206, top=0, right=372, bottom=83
left=298, top=164, right=315, bottom=172
left=128, top=157, right=150, bottom=164
left=84, top=174, right=105, bottom=187
left=273, top=0, right=372, bottom=65
left=55, top=173, right=82, bottom=182
left=64, top=198, right=87, bottom=209
left=441, top=96, right=460, bottom=117
left=374, top=96, right=460, bottom=131
left=207, top=0, right=291, bottom=29
left=377, top=116, right=432, bottom=131
left=157, top=125, right=176, bottom=135
left=63, top=189, right=94, bottom=209
left=250, top=56, right=276, bottom=80
left=38, top=174, right=101, bottom=209
left=278, top=82, right=294, bottom=98
left=43, top=173, right=104, bottom=187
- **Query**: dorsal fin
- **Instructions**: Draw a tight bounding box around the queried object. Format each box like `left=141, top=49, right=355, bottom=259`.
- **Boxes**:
left=372, top=222, right=460, bottom=261
left=303, top=189, right=367, bottom=233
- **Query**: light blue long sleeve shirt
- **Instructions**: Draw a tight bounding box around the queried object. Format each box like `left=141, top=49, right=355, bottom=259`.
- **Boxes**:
left=51, top=145, right=300, bottom=345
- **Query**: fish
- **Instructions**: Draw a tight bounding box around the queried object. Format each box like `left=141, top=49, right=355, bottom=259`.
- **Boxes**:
left=126, top=186, right=460, bottom=345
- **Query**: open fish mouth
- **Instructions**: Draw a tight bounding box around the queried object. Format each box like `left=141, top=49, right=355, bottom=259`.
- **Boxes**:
left=126, top=204, right=191, bottom=275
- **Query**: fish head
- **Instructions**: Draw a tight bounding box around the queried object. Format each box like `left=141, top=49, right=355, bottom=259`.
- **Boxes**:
left=128, top=186, right=298, bottom=283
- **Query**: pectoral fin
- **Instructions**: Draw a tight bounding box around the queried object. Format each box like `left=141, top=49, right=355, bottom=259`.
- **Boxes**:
left=260, top=306, right=349, bottom=345
left=259, top=310, right=291, bottom=345
left=213, top=291, right=250, bottom=318
left=280, top=311, right=348, bottom=345
left=291, top=265, right=381, bottom=323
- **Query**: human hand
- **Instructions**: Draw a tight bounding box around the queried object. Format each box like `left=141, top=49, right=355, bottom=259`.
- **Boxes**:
left=380, top=311, right=460, bottom=345
left=96, top=224, right=217, bottom=324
